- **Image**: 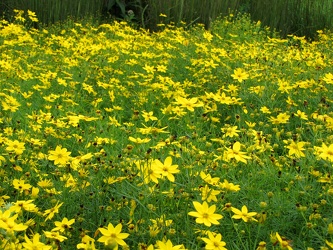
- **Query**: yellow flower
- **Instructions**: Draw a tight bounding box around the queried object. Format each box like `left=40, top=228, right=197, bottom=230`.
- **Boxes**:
left=23, top=233, right=51, bottom=250
left=77, top=235, right=96, bottom=250
left=97, top=223, right=129, bottom=248
left=154, top=156, right=180, bottom=182
left=231, top=205, right=257, bottom=222
left=44, top=230, right=67, bottom=242
left=52, top=217, right=75, bottom=232
left=156, top=239, right=185, bottom=250
left=326, top=240, right=333, bottom=249
left=256, top=241, right=267, bottom=250
left=10, top=200, right=38, bottom=213
left=285, top=141, right=306, bottom=158
left=231, top=68, right=249, bottom=83
left=0, top=213, right=28, bottom=234
left=322, top=72, right=333, bottom=84
left=219, top=179, right=241, bottom=192
left=129, top=136, right=151, bottom=144
left=269, top=113, right=290, bottom=125
left=48, top=145, right=71, bottom=165
left=222, top=125, right=240, bottom=138
left=12, top=179, right=32, bottom=193
left=200, top=172, right=220, bottom=186
left=275, top=232, right=293, bottom=250
left=201, top=231, right=227, bottom=250
left=200, top=185, right=220, bottom=202
left=135, top=159, right=162, bottom=184
left=224, top=141, right=251, bottom=163
left=5, top=139, right=25, bottom=155
left=315, top=143, right=333, bottom=162
left=295, top=110, right=308, bottom=120
left=188, top=201, right=223, bottom=227
left=142, top=111, right=158, bottom=122
left=43, top=202, right=63, bottom=221
left=174, top=96, right=203, bottom=112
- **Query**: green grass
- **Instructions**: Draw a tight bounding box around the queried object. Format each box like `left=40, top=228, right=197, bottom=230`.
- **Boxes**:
left=143, top=0, right=240, bottom=30
left=2, top=0, right=333, bottom=39
left=244, top=0, right=333, bottom=38
left=1, top=10, right=333, bottom=249
left=3, top=0, right=104, bottom=25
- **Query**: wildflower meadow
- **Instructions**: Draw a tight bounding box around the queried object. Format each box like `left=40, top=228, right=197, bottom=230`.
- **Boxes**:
left=1, top=9, right=333, bottom=250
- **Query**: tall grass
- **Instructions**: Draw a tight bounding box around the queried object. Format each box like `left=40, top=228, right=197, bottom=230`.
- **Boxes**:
left=243, top=0, right=333, bottom=38
left=2, top=0, right=333, bottom=38
left=144, top=0, right=241, bottom=30
left=4, top=0, right=104, bottom=25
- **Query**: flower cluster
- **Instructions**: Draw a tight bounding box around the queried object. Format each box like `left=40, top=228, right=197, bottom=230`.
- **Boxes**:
left=0, top=10, right=333, bottom=249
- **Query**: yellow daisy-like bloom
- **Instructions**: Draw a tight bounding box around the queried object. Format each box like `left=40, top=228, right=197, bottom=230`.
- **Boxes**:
left=97, top=223, right=129, bottom=248
left=174, top=96, right=203, bottom=112
left=5, top=139, right=25, bottom=155
left=48, top=145, right=71, bottom=165
left=44, top=231, right=67, bottom=242
left=52, top=217, right=75, bottom=232
left=154, top=156, right=180, bottom=182
left=231, top=205, right=257, bottom=222
left=23, top=233, right=51, bottom=250
left=275, top=232, right=293, bottom=250
left=188, top=201, right=223, bottom=227
left=231, top=68, right=249, bottom=83
left=156, top=239, right=185, bottom=250
left=224, top=141, right=251, bottom=163
left=285, top=141, right=306, bottom=158
left=201, top=231, right=227, bottom=250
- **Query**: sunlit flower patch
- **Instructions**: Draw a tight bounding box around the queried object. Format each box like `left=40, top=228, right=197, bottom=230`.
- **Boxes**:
left=0, top=10, right=333, bottom=249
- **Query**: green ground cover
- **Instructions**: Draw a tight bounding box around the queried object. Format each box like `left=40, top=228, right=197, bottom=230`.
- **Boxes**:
left=1, top=10, right=333, bottom=249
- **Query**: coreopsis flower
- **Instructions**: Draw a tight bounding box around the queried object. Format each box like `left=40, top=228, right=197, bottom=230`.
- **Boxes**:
left=155, top=239, right=185, bottom=250
left=129, top=136, right=151, bottom=144
left=322, top=72, right=333, bottom=84
left=44, top=231, right=67, bottom=242
left=200, top=185, right=220, bottom=202
left=27, top=10, right=39, bottom=22
left=222, top=125, right=240, bottom=138
left=269, top=113, right=290, bottom=125
left=0, top=213, right=28, bottom=234
left=219, top=179, right=240, bottom=192
left=142, top=111, right=158, bottom=122
left=231, top=205, right=257, bottom=222
left=174, top=96, right=203, bottom=112
left=231, top=68, right=249, bottom=83
left=52, top=217, right=75, bottom=232
left=274, top=232, right=293, bottom=250
left=256, top=241, right=267, bottom=250
left=153, top=156, right=180, bottom=182
left=314, top=143, right=333, bottom=162
left=188, top=201, right=223, bottom=227
left=77, top=235, right=96, bottom=249
left=22, top=233, right=51, bottom=250
left=224, top=141, right=251, bottom=163
left=12, top=179, right=32, bottom=194
left=48, top=145, right=71, bottom=165
left=294, top=110, right=308, bottom=120
left=5, top=139, right=25, bottom=155
left=284, top=140, right=306, bottom=158
left=10, top=200, right=38, bottom=213
left=135, top=159, right=162, bottom=184
left=97, top=223, right=129, bottom=248
left=1, top=95, right=21, bottom=112
left=200, top=172, right=220, bottom=186
left=201, top=231, right=227, bottom=250
left=43, top=202, right=63, bottom=221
